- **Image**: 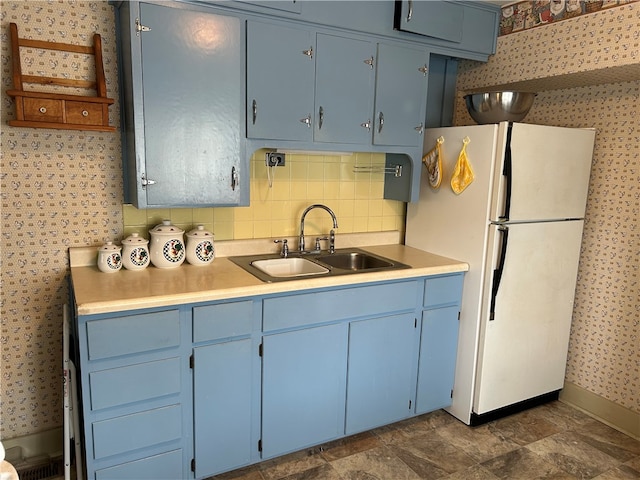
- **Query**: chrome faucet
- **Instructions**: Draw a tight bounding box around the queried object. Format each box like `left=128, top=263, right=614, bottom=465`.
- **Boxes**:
left=299, top=204, right=338, bottom=253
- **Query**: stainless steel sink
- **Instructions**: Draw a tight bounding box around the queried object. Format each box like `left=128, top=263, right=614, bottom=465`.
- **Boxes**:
left=315, top=252, right=393, bottom=271
left=251, top=257, right=329, bottom=278
left=229, top=248, right=410, bottom=283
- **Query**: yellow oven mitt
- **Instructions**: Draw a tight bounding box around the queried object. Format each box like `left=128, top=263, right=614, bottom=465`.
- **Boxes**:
left=451, top=137, right=474, bottom=194
left=422, top=136, right=444, bottom=189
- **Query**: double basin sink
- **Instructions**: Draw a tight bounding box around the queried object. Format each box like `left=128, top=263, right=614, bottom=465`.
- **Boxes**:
left=230, top=248, right=410, bottom=283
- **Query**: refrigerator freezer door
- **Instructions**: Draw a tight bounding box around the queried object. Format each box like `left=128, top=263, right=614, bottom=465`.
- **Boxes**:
left=490, top=123, right=595, bottom=222
left=474, top=220, right=585, bottom=415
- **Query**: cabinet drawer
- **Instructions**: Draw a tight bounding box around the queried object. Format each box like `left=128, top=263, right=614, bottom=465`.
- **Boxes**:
left=95, top=449, right=183, bottom=480
left=66, top=100, right=104, bottom=125
left=423, top=274, right=464, bottom=308
left=92, top=404, right=182, bottom=459
left=193, top=300, right=253, bottom=342
left=23, top=97, right=63, bottom=123
left=86, top=310, right=180, bottom=361
left=263, top=281, right=417, bottom=331
left=89, top=357, right=181, bottom=411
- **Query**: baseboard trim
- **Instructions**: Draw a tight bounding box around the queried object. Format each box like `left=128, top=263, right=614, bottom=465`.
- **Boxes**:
left=560, top=381, right=639, bottom=440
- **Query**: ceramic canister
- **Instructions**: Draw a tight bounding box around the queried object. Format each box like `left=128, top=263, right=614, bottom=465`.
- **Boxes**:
left=149, top=220, right=185, bottom=268
left=121, top=232, right=150, bottom=270
left=97, top=241, right=122, bottom=273
left=186, top=225, right=215, bottom=266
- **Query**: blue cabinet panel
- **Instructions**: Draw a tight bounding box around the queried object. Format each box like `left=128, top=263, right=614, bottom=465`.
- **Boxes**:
left=92, top=404, right=182, bottom=459
left=263, top=281, right=417, bottom=331
left=346, top=313, right=417, bottom=434
left=424, top=274, right=464, bottom=308
left=194, top=339, right=254, bottom=477
left=373, top=43, right=429, bottom=147
left=314, top=33, right=375, bottom=144
left=246, top=20, right=315, bottom=141
left=193, top=300, right=254, bottom=342
left=89, top=357, right=181, bottom=411
left=86, top=310, right=180, bottom=360
left=416, top=306, right=460, bottom=413
left=262, top=323, right=348, bottom=458
left=95, top=449, right=183, bottom=480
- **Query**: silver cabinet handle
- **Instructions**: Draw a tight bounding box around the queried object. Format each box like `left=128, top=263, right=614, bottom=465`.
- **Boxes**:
left=407, top=0, right=413, bottom=22
left=318, top=106, right=324, bottom=130
left=360, top=119, right=371, bottom=132
left=415, top=123, right=424, bottom=135
left=378, top=112, right=384, bottom=133
left=252, top=99, right=257, bottom=125
left=300, top=114, right=311, bottom=128
left=231, top=166, right=239, bottom=191
left=418, top=64, right=428, bottom=76
left=364, top=56, right=374, bottom=69
left=302, top=46, right=313, bottom=59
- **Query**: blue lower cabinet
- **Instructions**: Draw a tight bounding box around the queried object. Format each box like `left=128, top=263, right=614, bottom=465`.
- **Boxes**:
left=416, top=305, right=461, bottom=414
left=193, top=339, right=255, bottom=477
left=345, top=313, right=418, bottom=434
left=95, top=449, right=183, bottom=480
left=261, top=323, right=349, bottom=458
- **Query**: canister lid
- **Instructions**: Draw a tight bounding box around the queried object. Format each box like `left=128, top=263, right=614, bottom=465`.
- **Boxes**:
left=150, top=220, right=184, bottom=235
left=99, top=241, right=121, bottom=252
left=122, top=232, right=149, bottom=245
left=187, top=225, right=213, bottom=238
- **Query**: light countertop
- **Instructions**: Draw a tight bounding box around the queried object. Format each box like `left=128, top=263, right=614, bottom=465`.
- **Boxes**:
left=70, top=234, right=468, bottom=316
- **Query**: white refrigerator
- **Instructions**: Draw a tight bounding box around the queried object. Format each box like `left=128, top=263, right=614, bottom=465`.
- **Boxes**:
left=406, top=122, right=595, bottom=424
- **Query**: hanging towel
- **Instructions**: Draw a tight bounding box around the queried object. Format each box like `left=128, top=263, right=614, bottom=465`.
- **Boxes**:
left=422, top=136, right=444, bottom=189
left=451, top=137, right=474, bottom=194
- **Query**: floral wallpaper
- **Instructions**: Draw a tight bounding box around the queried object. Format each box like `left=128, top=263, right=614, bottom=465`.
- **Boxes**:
left=457, top=2, right=639, bottom=413
left=1, top=0, right=122, bottom=439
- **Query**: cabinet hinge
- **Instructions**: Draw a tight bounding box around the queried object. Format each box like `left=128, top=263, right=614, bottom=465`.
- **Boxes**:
left=258, top=439, right=263, bottom=452
left=135, top=18, right=151, bottom=36
left=259, top=343, right=263, bottom=357
left=191, top=458, right=195, bottom=472
left=189, top=354, right=194, bottom=369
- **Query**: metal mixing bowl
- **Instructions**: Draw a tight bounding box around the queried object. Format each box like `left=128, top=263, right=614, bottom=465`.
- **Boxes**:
left=464, top=91, right=536, bottom=124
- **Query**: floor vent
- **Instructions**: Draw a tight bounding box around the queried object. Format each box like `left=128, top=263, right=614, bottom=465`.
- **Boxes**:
left=15, top=456, right=64, bottom=480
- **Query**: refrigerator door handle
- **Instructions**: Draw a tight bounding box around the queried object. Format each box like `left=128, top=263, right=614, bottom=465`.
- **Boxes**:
left=489, top=226, right=509, bottom=321
left=499, top=123, right=514, bottom=221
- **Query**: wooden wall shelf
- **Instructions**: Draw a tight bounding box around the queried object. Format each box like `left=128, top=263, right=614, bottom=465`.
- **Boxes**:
left=6, top=22, right=116, bottom=132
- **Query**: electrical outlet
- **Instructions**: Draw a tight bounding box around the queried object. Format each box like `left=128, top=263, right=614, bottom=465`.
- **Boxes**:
left=265, top=152, right=286, bottom=167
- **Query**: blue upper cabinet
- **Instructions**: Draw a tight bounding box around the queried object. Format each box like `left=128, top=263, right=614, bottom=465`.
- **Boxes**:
left=373, top=43, right=429, bottom=147
left=314, top=33, right=376, bottom=144
left=394, top=1, right=499, bottom=57
left=116, top=2, right=248, bottom=208
left=246, top=20, right=314, bottom=141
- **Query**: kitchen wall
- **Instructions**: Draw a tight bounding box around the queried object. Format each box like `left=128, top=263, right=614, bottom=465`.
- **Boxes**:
left=455, top=1, right=639, bottom=435
left=0, top=0, right=403, bottom=443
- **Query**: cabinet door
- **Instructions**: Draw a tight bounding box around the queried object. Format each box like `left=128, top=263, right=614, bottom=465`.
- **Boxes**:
left=247, top=21, right=314, bottom=141
left=314, top=33, right=375, bottom=144
left=194, top=340, right=254, bottom=477
left=373, top=43, right=429, bottom=147
left=137, top=3, right=244, bottom=206
left=262, top=323, right=348, bottom=458
left=345, top=313, right=417, bottom=435
left=416, top=306, right=459, bottom=414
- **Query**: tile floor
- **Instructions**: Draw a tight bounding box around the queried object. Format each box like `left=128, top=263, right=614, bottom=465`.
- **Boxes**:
left=209, top=401, right=640, bottom=480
